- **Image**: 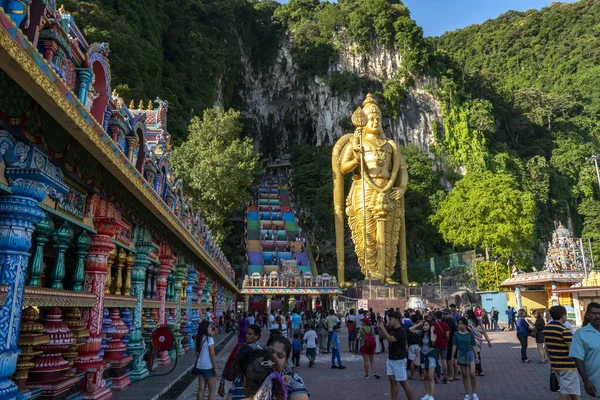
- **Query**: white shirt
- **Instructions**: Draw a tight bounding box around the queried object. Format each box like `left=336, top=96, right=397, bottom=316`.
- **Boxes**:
left=248, top=315, right=255, bottom=325
left=303, top=330, right=318, bottom=348
left=563, top=321, right=574, bottom=333
left=269, top=315, right=275, bottom=327
left=196, top=336, right=215, bottom=369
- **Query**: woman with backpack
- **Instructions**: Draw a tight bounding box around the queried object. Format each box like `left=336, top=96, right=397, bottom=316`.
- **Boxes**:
left=358, top=318, right=380, bottom=379
left=410, top=320, right=437, bottom=400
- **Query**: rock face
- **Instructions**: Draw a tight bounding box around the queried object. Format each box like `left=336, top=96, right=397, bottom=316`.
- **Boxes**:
left=224, top=35, right=442, bottom=154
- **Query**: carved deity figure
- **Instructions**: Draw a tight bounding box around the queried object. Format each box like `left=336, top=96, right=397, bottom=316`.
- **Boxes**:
left=333, top=94, right=408, bottom=286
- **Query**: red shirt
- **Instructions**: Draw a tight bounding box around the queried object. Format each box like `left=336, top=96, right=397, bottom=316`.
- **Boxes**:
left=475, top=308, right=482, bottom=318
left=432, top=320, right=449, bottom=349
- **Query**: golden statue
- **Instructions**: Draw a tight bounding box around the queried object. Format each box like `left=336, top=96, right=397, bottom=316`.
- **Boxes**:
left=332, top=94, right=408, bottom=286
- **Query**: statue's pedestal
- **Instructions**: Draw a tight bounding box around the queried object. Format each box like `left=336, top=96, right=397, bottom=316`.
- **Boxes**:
left=344, top=281, right=445, bottom=311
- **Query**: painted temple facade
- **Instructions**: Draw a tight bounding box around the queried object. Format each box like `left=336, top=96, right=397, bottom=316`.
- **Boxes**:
left=0, top=3, right=236, bottom=400
left=501, top=223, right=589, bottom=313
left=242, top=160, right=342, bottom=313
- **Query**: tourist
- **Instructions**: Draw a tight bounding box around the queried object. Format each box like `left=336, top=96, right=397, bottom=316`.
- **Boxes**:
left=442, top=309, right=459, bottom=381
left=195, top=321, right=217, bottom=400
left=570, top=302, right=600, bottom=397
left=358, top=317, right=380, bottom=379
left=516, top=309, right=532, bottom=363
left=482, top=309, right=490, bottom=331
left=432, top=311, right=450, bottom=384
left=272, top=316, right=287, bottom=338
left=452, top=317, right=479, bottom=400
left=302, top=323, right=318, bottom=367
left=228, top=335, right=309, bottom=400
left=545, top=308, right=552, bottom=323
left=325, top=309, right=339, bottom=353
left=291, top=308, right=301, bottom=337
left=544, top=305, right=581, bottom=400
left=330, top=324, right=346, bottom=369
left=407, top=314, right=422, bottom=380
left=236, top=324, right=263, bottom=363
left=450, top=304, right=461, bottom=322
left=316, top=314, right=327, bottom=353
left=533, top=310, right=548, bottom=364
left=354, top=310, right=364, bottom=354
left=376, top=315, right=386, bottom=353
left=269, top=310, right=276, bottom=330
left=466, top=310, right=492, bottom=376
left=291, top=333, right=302, bottom=368
left=205, top=308, right=213, bottom=325
left=410, top=319, right=437, bottom=400
left=237, top=350, right=287, bottom=400
left=377, top=311, right=414, bottom=400
left=347, top=309, right=356, bottom=352
left=238, top=312, right=250, bottom=344
left=490, top=307, right=500, bottom=331
left=506, top=306, right=517, bottom=330
left=248, top=312, right=255, bottom=326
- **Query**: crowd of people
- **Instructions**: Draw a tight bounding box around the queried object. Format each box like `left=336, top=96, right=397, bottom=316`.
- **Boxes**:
left=190, top=302, right=600, bottom=400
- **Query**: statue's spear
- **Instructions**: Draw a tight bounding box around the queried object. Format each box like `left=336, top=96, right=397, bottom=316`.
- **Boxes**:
left=351, top=107, right=371, bottom=300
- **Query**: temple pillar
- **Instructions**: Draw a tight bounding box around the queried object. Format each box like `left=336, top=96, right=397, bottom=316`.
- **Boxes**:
left=157, top=244, right=175, bottom=366
left=26, top=217, right=54, bottom=287
left=186, top=270, right=198, bottom=350
left=49, top=221, right=73, bottom=289
left=551, top=282, right=559, bottom=306
left=72, top=231, right=91, bottom=291
left=125, top=136, right=138, bottom=163
left=266, top=295, right=272, bottom=315
left=174, top=259, right=188, bottom=357
left=515, top=285, right=523, bottom=311
left=127, top=227, right=157, bottom=381
left=244, top=295, right=250, bottom=313
left=74, top=195, right=127, bottom=400
left=123, top=251, right=134, bottom=296
left=311, top=296, right=317, bottom=311
left=113, top=248, right=126, bottom=295
left=76, top=68, right=94, bottom=105
left=0, top=133, right=67, bottom=399
left=332, top=295, right=339, bottom=312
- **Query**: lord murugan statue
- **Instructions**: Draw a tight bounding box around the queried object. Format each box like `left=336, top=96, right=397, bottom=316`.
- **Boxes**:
left=332, top=94, right=408, bottom=287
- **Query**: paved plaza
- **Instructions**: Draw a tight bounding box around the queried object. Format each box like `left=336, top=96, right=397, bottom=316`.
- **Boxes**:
left=173, top=326, right=594, bottom=400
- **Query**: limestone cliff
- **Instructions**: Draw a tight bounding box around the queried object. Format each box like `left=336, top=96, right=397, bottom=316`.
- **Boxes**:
left=219, top=35, right=442, bottom=154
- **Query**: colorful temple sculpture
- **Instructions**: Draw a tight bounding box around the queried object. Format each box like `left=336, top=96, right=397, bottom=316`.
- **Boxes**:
left=501, top=223, right=589, bottom=317
left=0, top=4, right=236, bottom=400
left=242, top=159, right=342, bottom=313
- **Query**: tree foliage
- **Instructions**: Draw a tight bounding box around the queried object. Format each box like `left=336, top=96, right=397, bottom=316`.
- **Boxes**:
left=171, top=108, right=261, bottom=242
left=431, top=171, right=537, bottom=259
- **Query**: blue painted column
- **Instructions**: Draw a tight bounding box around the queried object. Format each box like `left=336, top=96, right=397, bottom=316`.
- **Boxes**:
left=186, top=269, right=198, bottom=350
left=127, top=226, right=157, bottom=381
left=76, top=68, right=93, bottom=105
left=0, top=131, right=67, bottom=399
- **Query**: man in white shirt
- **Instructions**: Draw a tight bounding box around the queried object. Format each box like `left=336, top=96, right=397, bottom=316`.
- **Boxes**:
left=248, top=312, right=255, bottom=325
left=303, top=324, right=319, bottom=367
left=268, top=311, right=275, bottom=329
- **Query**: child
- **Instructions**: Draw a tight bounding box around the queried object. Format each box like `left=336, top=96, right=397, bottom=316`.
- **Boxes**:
left=331, top=324, right=346, bottom=369
left=302, top=323, right=318, bottom=367
left=292, top=333, right=302, bottom=368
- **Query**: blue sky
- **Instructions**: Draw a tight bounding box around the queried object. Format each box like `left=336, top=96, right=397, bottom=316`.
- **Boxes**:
left=278, top=0, right=578, bottom=37
left=402, top=0, right=578, bottom=37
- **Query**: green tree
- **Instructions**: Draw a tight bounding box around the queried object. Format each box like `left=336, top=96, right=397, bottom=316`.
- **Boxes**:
left=171, top=108, right=261, bottom=242
left=578, top=199, right=600, bottom=269
left=431, top=171, right=537, bottom=260
left=476, top=260, right=510, bottom=291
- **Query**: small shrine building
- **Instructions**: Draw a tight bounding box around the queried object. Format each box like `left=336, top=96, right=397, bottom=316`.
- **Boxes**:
left=501, top=223, right=589, bottom=316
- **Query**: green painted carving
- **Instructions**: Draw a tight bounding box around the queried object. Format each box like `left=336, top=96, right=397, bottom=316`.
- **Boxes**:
left=174, top=260, right=187, bottom=357
left=27, top=217, right=54, bottom=287
left=49, top=221, right=73, bottom=289
left=72, top=231, right=91, bottom=291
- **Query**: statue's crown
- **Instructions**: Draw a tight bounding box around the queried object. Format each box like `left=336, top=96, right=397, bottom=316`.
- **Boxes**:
left=362, top=93, right=381, bottom=115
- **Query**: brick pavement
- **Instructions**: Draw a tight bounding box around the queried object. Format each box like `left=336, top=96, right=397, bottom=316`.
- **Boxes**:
left=176, top=327, right=595, bottom=400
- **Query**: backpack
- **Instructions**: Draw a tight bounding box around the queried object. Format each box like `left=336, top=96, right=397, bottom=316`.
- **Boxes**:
left=362, top=327, right=376, bottom=351
left=347, top=320, right=355, bottom=333
left=222, top=343, right=243, bottom=381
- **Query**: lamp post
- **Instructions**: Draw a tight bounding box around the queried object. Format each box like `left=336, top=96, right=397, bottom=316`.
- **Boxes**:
left=587, top=154, right=600, bottom=190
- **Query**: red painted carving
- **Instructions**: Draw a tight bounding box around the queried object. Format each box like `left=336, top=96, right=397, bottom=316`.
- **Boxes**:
left=156, top=243, right=175, bottom=366
left=75, top=195, right=127, bottom=400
